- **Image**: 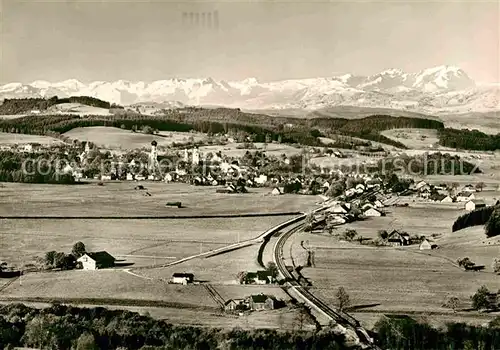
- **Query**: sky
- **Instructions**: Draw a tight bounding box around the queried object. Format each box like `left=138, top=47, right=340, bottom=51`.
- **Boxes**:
left=0, top=0, right=498, bottom=84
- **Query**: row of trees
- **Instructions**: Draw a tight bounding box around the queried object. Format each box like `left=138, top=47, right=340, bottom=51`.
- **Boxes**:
left=44, top=242, right=86, bottom=270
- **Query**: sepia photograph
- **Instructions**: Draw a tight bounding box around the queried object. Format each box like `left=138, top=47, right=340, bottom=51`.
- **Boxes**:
left=0, top=0, right=499, bottom=349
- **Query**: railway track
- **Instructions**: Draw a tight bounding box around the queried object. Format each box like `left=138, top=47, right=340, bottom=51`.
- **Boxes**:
left=272, top=191, right=382, bottom=349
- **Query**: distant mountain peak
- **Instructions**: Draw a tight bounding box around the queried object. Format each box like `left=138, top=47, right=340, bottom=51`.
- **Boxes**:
left=0, top=66, right=496, bottom=115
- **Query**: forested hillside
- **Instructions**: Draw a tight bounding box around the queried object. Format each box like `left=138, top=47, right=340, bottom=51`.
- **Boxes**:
left=0, top=96, right=121, bottom=115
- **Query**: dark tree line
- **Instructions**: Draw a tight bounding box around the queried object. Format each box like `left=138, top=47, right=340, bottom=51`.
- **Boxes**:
left=439, top=128, right=500, bottom=151
left=0, top=303, right=347, bottom=350
left=453, top=206, right=496, bottom=232
left=374, top=315, right=500, bottom=350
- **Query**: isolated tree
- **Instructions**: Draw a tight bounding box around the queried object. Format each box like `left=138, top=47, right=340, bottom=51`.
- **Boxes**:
left=493, top=259, right=500, bottom=274
left=443, top=296, right=460, bottom=313
left=305, top=212, right=314, bottom=231
left=294, top=304, right=309, bottom=331
left=71, top=242, right=86, bottom=258
left=44, top=251, right=57, bottom=268
left=53, top=252, right=66, bottom=269
left=378, top=230, right=389, bottom=240
left=237, top=271, right=247, bottom=285
left=344, top=229, right=357, bottom=241
left=336, top=286, right=351, bottom=312
left=476, top=182, right=485, bottom=192
left=471, top=285, right=491, bottom=310
left=266, top=262, right=279, bottom=281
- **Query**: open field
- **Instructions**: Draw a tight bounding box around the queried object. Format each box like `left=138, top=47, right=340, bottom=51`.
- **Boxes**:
left=0, top=215, right=296, bottom=268
left=0, top=132, right=62, bottom=145
left=46, top=103, right=111, bottom=116
left=199, top=142, right=303, bottom=158
left=291, top=197, right=500, bottom=329
left=380, top=128, right=446, bottom=150
left=138, top=245, right=264, bottom=283
left=0, top=270, right=218, bottom=309
left=0, top=182, right=317, bottom=217
left=301, top=244, right=500, bottom=322
left=63, top=127, right=205, bottom=150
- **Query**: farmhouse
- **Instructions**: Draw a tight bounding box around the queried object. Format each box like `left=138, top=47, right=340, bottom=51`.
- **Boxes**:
left=465, top=200, right=486, bottom=211
left=244, top=271, right=274, bottom=285
left=77, top=252, right=116, bottom=270
left=224, top=299, right=247, bottom=312
left=171, top=273, right=194, bottom=285
left=363, top=208, right=382, bottom=217
left=387, top=230, right=411, bottom=246
left=249, top=294, right=276, bottom=311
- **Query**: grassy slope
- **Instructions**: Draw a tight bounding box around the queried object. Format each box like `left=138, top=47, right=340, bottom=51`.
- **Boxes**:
left=63, top=126, right=205, bottom=150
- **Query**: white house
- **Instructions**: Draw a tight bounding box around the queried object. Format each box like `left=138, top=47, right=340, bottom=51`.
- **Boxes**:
left=441, top=195, right=453, bottom=203
left=101, top=175, right=112, bottom=181
left=465, top=200, right=486, bottom=211
left=77, top=252, right=116, bottom=270
left=126, top=173, right=134, bottom=181
left=171, top=273, right=194, bottom=285
left=254, top=174, right=268, bottom=185
left=419, top=239, right=432, bottom=250
left=164, top=173, right=173, bottom=182
left=23, top=144, right=33, bottom=153
left=327, top=204, right=348, bottom=214
left=374, top=200, right=384, bottom=208
left=363, top=208, right=382, bottom=217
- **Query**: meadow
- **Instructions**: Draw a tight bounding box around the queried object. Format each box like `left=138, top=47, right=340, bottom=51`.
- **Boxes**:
left=63, top=126, right=205, bottom=150
left=287, top=195, right=500, bottom=329
left=380, top=128, right=444, bottom=150
left=0, top=181, right=317, bottom=217
left=0, top=132, right=62, bottom=145
left=1, top=269, right=218, bottom=309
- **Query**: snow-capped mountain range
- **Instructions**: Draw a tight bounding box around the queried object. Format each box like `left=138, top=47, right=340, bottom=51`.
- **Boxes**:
left=1, top=65, right=498, bottom=115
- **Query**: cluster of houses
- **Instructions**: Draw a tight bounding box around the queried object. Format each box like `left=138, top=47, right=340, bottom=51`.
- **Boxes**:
left=224, top=293, right=282, bottom=313
left=410, top=181, right=486, bottom=211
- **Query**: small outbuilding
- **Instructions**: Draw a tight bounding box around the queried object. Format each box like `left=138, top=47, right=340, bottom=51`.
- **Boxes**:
left=419, top=239, right=433, bottom=250
left=171, top=273, right=194, bottom=285
left=363, top=208, right=382, bottom=217
left=465, top=199, right=486, bottom=211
